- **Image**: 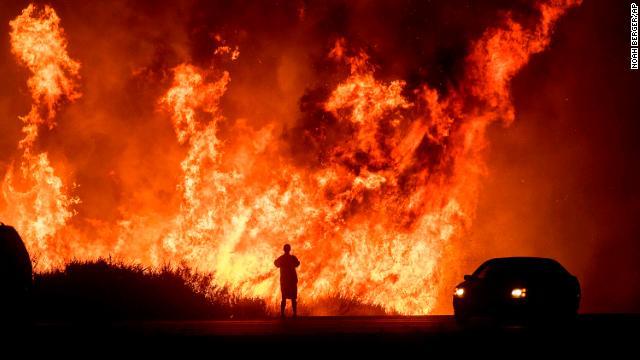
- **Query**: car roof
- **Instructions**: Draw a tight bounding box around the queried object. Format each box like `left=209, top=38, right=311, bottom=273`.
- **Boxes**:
left=485, top=257, right=560, bottom=264
left=475, top=257, right=569, bottom=273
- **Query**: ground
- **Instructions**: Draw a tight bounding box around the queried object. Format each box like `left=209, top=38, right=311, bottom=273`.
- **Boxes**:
left=7, top=314, right=638, bottom=356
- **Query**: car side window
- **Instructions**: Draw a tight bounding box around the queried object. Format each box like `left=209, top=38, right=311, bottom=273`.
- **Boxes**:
left=473, top=263, right=492, bottom=279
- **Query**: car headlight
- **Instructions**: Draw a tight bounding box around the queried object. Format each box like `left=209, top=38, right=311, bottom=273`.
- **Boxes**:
left=511, top=288, right=527, bottom=299
left=454, top=287, right=465, bottom=297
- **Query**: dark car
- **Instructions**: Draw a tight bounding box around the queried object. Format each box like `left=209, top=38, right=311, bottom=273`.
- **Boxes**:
left=0, top=222, right=32, bottom=322
left=453, top=257, right=580, bottom=325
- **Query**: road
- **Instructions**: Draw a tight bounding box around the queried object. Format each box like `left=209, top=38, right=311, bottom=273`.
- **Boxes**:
left=10, top=315, right=640, bottom=355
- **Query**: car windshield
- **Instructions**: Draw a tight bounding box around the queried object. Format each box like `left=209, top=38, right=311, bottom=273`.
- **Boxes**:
left=473, top=258, right=568, bottom=279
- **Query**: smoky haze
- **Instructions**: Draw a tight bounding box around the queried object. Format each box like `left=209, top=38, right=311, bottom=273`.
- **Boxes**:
left=470, top=0, right=640, bottom=313
left=0, top=0, right=637, bottom=313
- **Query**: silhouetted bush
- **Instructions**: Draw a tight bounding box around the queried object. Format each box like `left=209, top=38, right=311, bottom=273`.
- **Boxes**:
left=301, top=296, right=388, bottom=316
left=32, top=259, right=269, bottom=321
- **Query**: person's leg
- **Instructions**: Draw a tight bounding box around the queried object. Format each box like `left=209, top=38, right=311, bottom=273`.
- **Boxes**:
left=292, top=299, right=297, bottom=318
left=281, top=298, right=286, bottom=318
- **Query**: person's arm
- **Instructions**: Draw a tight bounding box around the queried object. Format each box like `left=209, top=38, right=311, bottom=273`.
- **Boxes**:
left=274, top=257, right=281, bottom=267
left=294, top=256, right=300, bottom=267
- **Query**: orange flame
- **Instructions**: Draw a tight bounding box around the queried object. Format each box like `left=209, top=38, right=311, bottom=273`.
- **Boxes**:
left=9, top=4, right=81, bottom=140
left=0, top=0, right=581, bottom=314
left=1, top=4, right=81, bottom=270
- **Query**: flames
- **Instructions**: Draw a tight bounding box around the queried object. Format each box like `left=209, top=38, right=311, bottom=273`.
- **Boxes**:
left=0, top=1, right=581, bottom=314
left=2, top=5, right=81, bottom=270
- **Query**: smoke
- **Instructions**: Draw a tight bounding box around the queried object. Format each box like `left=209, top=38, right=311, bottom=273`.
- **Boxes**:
left=6, top=0, right=632, bottom=315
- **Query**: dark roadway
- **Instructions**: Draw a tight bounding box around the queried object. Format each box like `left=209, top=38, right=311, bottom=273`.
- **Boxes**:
left=7, top=315, right=639, bottom=356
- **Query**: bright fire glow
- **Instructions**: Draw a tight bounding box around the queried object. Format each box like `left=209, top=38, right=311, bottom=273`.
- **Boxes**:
left=0, top=1, right=581, bottom=314
left=2, top=4, right=81, bottom=270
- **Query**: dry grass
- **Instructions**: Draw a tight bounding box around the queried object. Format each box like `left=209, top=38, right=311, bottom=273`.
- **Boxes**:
left=32, top=259, right=270, bottom=320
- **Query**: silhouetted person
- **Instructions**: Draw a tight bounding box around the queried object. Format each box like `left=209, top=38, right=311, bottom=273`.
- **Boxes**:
left=0, top=223, right=32, bottom=323
left=274, top=244, right=300, bottom=318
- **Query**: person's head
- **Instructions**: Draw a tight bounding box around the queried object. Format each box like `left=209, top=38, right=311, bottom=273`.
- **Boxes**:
left=283, top=244, right=291, bottom=254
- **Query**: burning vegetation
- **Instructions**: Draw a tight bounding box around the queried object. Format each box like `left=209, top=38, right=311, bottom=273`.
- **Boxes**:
left=0, top=1, right=581, bottom=315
